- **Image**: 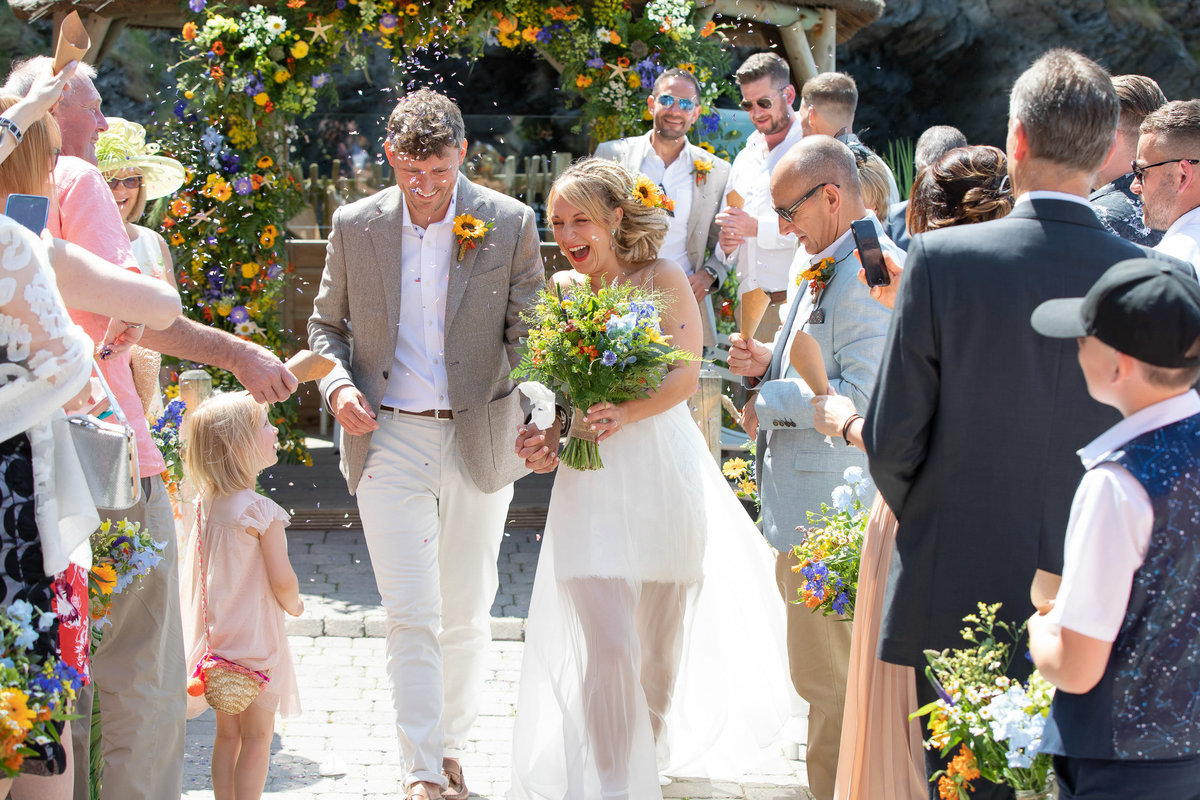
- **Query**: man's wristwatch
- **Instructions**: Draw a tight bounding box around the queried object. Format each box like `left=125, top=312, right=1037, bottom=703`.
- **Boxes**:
left=701, top=265, right=720, bottom=293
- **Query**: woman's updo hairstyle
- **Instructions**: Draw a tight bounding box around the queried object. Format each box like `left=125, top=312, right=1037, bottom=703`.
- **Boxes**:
left=907, top=145, right=1013, bottom=234
left=547, top=157, right=669, bottom=265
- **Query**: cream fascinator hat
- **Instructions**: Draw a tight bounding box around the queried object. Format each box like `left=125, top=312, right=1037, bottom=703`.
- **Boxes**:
left=95, top=118, right=186, bottom=201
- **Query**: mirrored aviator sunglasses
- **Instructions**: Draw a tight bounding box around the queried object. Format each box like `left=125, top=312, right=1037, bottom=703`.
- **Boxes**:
left=656, top=94, right=697, bottom=112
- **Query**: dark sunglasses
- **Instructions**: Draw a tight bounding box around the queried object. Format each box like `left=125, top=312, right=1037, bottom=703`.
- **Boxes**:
left=1131, top=158, right=1200, bottom=183
left=107, top=176, right=144, bottom=190
left=655, top=94, right=697, bottom=112
left=739, top=88, right=787, bottom=112
left=774, top=182, right=836, bottom=223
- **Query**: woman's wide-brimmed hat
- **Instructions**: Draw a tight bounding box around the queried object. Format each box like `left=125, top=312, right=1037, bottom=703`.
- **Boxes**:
left=95, top=118, right=186, bottom=201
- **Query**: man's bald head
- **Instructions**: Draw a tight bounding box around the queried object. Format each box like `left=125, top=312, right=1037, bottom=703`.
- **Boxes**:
left=771, top=136, right=865, bottom=254
left=771, top=135, right=860, bottom=198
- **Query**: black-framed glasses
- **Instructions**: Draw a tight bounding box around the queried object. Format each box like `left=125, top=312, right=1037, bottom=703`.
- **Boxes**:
left=107, top=176, right=143, bottom=190
left=655, top=94, right=697, bottom=112
left=774, top=182, right=836, bottom=222
left=1131, top=158, right=1200, bottom=182
left=739, top=88, right=788, bottom=112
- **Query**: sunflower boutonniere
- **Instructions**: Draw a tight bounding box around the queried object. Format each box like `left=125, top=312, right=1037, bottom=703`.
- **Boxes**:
left=452, top=213, right=494, bottom=261
left=799, top=256, right=837, bottom=297
left=692, top=158, right=713, bottom=186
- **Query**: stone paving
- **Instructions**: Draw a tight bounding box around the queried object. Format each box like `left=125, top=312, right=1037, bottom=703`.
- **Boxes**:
left=181, top=524, right=815, bottom=800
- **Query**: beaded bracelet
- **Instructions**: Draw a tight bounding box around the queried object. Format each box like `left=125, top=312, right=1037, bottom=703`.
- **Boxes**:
left=840, top=413, right=862, bottom=446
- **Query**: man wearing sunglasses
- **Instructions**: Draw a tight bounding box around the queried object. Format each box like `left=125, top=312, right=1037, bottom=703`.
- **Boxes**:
left=727, top=135, right=901, bottom=800
left=1132, top=99, right=1200, bottom=277
left=593, top=68, right=731, bottom=350
left=716, top=52, right=804, bottom=341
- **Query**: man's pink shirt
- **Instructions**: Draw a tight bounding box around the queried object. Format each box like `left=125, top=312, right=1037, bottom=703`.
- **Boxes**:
left=51, top=155, right=166, bottom=478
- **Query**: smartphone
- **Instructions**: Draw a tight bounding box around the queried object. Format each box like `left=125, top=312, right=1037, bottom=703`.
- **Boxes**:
left=851, top=219, right=890, bottom=288
left=4, top=193, right=50, bottom=235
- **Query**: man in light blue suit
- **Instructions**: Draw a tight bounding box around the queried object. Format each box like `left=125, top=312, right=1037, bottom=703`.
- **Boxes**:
left=729, top=135, right=902, bottom=800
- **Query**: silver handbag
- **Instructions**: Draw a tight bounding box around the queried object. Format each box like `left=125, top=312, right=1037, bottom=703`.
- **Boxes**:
left=65, top=363, right=140, bottom=510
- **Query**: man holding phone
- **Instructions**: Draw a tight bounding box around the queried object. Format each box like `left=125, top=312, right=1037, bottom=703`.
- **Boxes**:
left=727, top=135, right=903, bottom=800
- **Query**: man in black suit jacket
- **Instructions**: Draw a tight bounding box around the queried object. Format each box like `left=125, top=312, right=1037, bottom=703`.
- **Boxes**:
left=864, top=49, right=1189, bottom=798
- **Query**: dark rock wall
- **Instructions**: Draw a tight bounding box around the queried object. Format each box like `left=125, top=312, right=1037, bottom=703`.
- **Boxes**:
left=840, top=0, right=1200, bottom=150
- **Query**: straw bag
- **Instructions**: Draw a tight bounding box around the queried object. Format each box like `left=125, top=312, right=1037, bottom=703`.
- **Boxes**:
left=189, top=505, right=269, bottom=715
left=64, top=363, right=140, bottom=510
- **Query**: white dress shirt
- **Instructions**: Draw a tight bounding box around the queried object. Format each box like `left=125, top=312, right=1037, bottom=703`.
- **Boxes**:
left=1155, top=204, right=1200, bottom=280
left=379, top=189, right=458, bottom=411
left=1047, top=390, right=1200, bottom=641
left=1016, top=189, right=1095, bottom=209
left=638, top=132, right=695, bottom=274
left=722, top=117, right=804, bottom=294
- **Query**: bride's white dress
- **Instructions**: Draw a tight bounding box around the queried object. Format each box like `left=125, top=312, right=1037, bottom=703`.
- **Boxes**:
left=510, top=402, right=790, bottom=799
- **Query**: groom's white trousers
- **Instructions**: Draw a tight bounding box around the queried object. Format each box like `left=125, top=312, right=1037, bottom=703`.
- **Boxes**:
left=356, top=414, right=512, bottom=789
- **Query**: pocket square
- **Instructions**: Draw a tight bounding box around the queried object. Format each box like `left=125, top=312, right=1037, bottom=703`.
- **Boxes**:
left=808, top=308, right=825, bottom=325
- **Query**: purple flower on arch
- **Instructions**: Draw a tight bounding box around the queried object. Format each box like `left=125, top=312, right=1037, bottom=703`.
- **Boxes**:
left=233, top=177, right=253, bottom=195
left=312, top=73, right=331, bottom=89
left=229, top=306, right=249, bottom=324
left=189, top=0, right=206, bottom=12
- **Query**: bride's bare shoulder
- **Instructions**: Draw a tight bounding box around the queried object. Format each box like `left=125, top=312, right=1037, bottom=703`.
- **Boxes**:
left=630, top=258, right=687, bottom=289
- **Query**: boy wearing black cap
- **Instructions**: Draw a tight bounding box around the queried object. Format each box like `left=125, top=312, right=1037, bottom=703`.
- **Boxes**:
left=1027, top=257, right=1200, bottom=799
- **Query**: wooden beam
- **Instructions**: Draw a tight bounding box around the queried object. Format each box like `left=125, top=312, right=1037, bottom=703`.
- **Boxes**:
left=81, top=11, right=113, bottom=65
left=779, top=22, right=818, bottom=85
left=812, top=8, right=837, bottom=73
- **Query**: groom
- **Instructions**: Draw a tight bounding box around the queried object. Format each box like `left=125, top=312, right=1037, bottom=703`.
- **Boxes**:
left=308, top=88, right=545, bottom=798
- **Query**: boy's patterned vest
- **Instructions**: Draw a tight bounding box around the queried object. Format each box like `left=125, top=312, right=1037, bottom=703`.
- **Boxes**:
left=1044, top=412, right=1200, bottom=760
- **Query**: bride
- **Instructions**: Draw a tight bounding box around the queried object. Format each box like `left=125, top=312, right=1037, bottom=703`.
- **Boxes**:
left=509, top=158, right=789, bottom=799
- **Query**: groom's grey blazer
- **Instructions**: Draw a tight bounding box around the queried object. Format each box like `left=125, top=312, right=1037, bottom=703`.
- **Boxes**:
left=753, top=217, right=902, bottom=552
left=307, top=174, right=544, bottom=494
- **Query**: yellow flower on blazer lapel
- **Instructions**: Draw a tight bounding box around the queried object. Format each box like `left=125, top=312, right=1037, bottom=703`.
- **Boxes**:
left=452, top=213, right=495, bottom=261
left=799, top=256, right=837, bottom=297
left=692, top=158, right=713, bottom=186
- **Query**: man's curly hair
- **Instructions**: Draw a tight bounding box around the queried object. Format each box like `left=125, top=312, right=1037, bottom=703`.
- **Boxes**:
left=386, top=88, right=465, bottom=159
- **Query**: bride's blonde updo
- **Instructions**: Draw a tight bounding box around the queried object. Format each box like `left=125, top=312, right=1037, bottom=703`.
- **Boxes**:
left=546, top=157, right=669, bottom=265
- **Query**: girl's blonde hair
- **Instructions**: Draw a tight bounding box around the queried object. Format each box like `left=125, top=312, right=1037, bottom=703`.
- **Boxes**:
left=0, top=95, right=61, bottom=199
left=856, top=151, right=892, bottom=217
left=546, top=157, right=669, bottom=265
left=182, top=392, right=267, bottom=497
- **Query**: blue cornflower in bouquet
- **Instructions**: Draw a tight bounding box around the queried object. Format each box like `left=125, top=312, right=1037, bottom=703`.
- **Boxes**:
left=916, top=603, right=1055, bottom=798
left=0, top=606, right=80, bottom=776
left=151, top=399, right=186, bottom=492
left=791, top=466, right=872, bottom=619
left=511, top=279, right=692, bottom=470
left=88, top=519, right=167, bottom=634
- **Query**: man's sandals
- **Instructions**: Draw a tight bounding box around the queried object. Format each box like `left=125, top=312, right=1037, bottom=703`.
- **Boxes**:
left=443, top=757, right=469, bottom=800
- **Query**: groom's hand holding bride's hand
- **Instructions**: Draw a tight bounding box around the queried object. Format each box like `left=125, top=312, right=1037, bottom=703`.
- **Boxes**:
left=515, top=420, right=561, bottom=473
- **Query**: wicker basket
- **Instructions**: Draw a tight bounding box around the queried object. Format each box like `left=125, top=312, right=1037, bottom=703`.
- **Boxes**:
left=202, top=656, right=267, bottom=715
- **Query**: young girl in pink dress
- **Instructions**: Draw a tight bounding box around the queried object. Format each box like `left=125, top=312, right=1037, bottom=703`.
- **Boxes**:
left=180, top=392, right=304, bottom=800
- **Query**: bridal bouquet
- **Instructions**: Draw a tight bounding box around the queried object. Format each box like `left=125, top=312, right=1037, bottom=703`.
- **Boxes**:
left=792, top=466, right=872, bottom=619
left=0, top=602, right=83, bottom=776
left=511, top=280, right=691, bottom=470
left=916, top=602, right=1055, bottom=799
left=88, top=519, right=166, bottom=634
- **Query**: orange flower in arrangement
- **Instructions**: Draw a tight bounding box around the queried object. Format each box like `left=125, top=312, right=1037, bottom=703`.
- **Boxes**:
left=575, top=74, right=593, bottom=89
left=617, top=56, right=630, bottom=68
left=287, top=0, right=306, bottom=7
left=161, top=216, right=176, bottom=229
left=182, top=22, right=198, bottom=40
left=250, top=174, right=265, bottom=190
left=256, top=155, right=274, bottom=170
left=211, top=41, right=226, bottom=56
left=170, top=196, right=191, bottom=217
left=700, top=20, right=716, bottom=36
left=608, top=31, right=621, bottom=44
left=209, top=66, right=225, bottom=82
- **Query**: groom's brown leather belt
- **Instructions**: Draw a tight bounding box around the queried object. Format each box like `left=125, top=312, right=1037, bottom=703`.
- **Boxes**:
left=378, top=404, right=454, bottom=420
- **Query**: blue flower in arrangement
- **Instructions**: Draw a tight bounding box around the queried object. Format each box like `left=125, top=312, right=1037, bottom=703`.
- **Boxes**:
left=601, top=350, right=618, bottom=366
left=695, top=110, right=720, bottom=139
left=199, top=126, right=223, bottom=153
left=229, top=306, right=249, bottom=324
left=312, top=73, right=331, bottom=89
left=234, top=177, right=253, bottom=195
left=188, top=0, right=206, bottom=11
left=586, top=55, right=604, bottom=69
left=832, top=592, right=851, bottom=616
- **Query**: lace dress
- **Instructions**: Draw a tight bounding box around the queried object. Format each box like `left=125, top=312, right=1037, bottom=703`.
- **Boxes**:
left=0, top=215, right=97, bottom=772
left=510, top=402, right=790, bottom=799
